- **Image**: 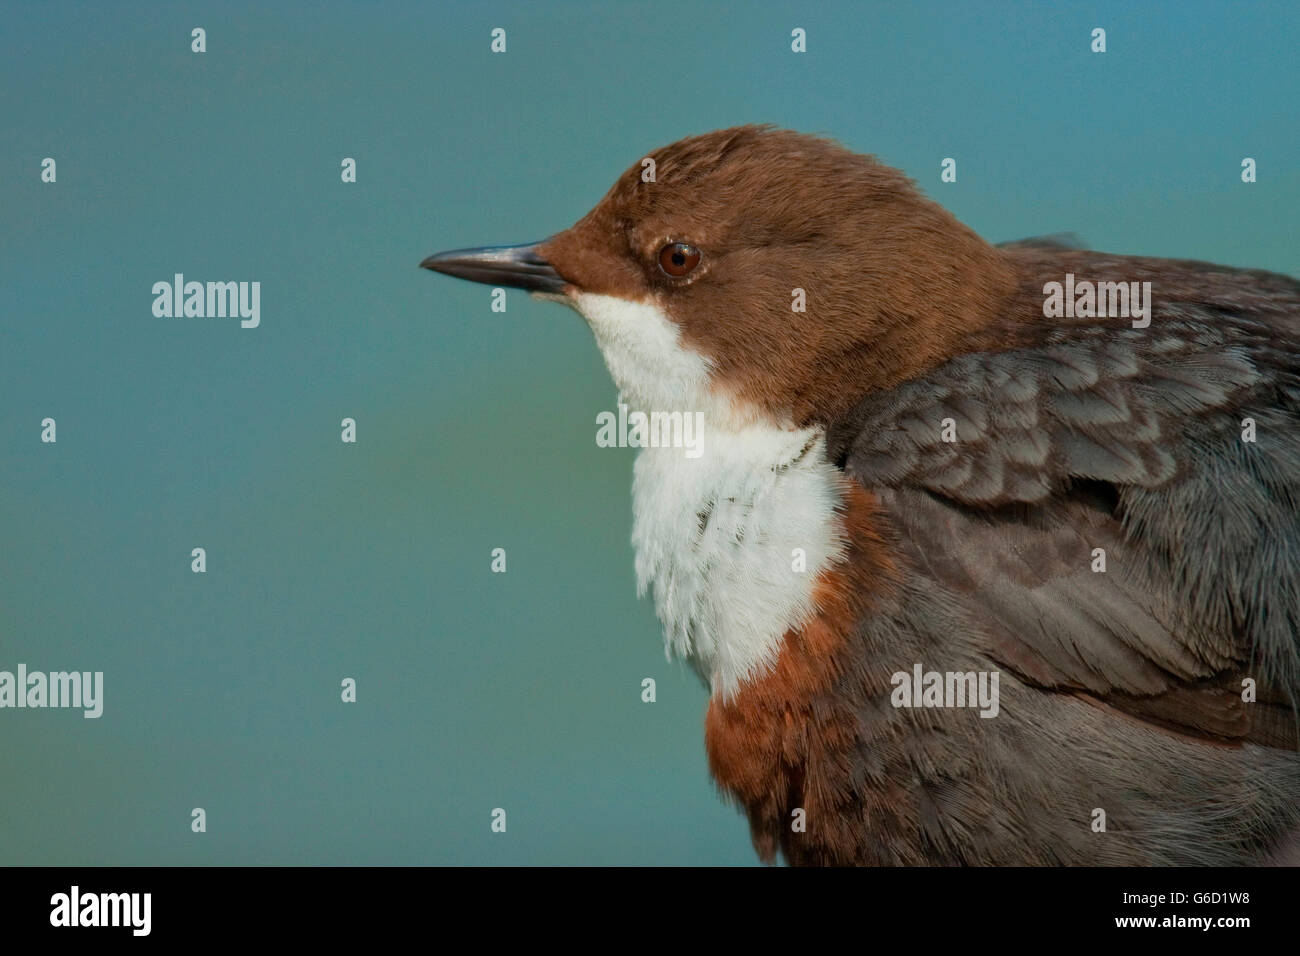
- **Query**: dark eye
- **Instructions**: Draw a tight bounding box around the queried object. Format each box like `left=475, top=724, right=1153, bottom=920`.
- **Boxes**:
left=658, top=241, right=701, bottom=277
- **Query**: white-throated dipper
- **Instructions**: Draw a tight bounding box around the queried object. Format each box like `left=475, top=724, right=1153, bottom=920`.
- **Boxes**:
left=421, top=125, right=1300, bottom=865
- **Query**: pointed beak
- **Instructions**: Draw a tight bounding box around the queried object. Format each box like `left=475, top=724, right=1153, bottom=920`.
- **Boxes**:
left=419, top=242, right=568, bottom=294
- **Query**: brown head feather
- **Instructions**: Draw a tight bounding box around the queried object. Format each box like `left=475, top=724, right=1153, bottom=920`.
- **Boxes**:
left=539, top=125, right=1020, bottom=424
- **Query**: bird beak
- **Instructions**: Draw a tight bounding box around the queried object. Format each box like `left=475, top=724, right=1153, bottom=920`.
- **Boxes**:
left=419, top=242, right=568, bottom=294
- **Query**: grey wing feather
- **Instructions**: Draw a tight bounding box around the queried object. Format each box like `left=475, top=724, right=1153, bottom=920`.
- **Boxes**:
left=828, top=291, right=1300, bottom=741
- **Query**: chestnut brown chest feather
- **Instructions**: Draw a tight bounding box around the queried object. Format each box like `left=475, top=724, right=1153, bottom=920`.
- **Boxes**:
left=705, top=485, right=902, bottom=864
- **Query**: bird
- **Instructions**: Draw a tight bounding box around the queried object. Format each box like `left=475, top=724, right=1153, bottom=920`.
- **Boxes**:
left=420, top=125, right=1300, bottom=866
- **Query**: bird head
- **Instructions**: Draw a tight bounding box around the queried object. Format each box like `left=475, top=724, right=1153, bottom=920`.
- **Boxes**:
left=423, top=125, right=1016, bottom=427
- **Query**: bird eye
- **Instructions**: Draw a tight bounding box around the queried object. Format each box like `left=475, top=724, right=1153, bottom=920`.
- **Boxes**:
left=658, top=241, right=701, bottom=277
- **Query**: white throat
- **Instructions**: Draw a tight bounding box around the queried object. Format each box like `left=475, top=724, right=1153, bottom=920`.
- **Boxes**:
left=570, top=292, right=847, bottom=697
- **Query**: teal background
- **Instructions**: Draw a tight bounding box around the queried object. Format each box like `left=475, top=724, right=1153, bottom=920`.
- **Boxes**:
left=1, top=0, right=1296, bottom=864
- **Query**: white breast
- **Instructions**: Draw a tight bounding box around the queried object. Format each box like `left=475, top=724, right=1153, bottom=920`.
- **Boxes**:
left=631, top=428, right=847, bottom=697
left=570, top=290, right=847, bottom=697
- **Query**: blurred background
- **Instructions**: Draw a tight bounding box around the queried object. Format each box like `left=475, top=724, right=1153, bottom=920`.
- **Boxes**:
left=2, top=0, right=1296, bottom=864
